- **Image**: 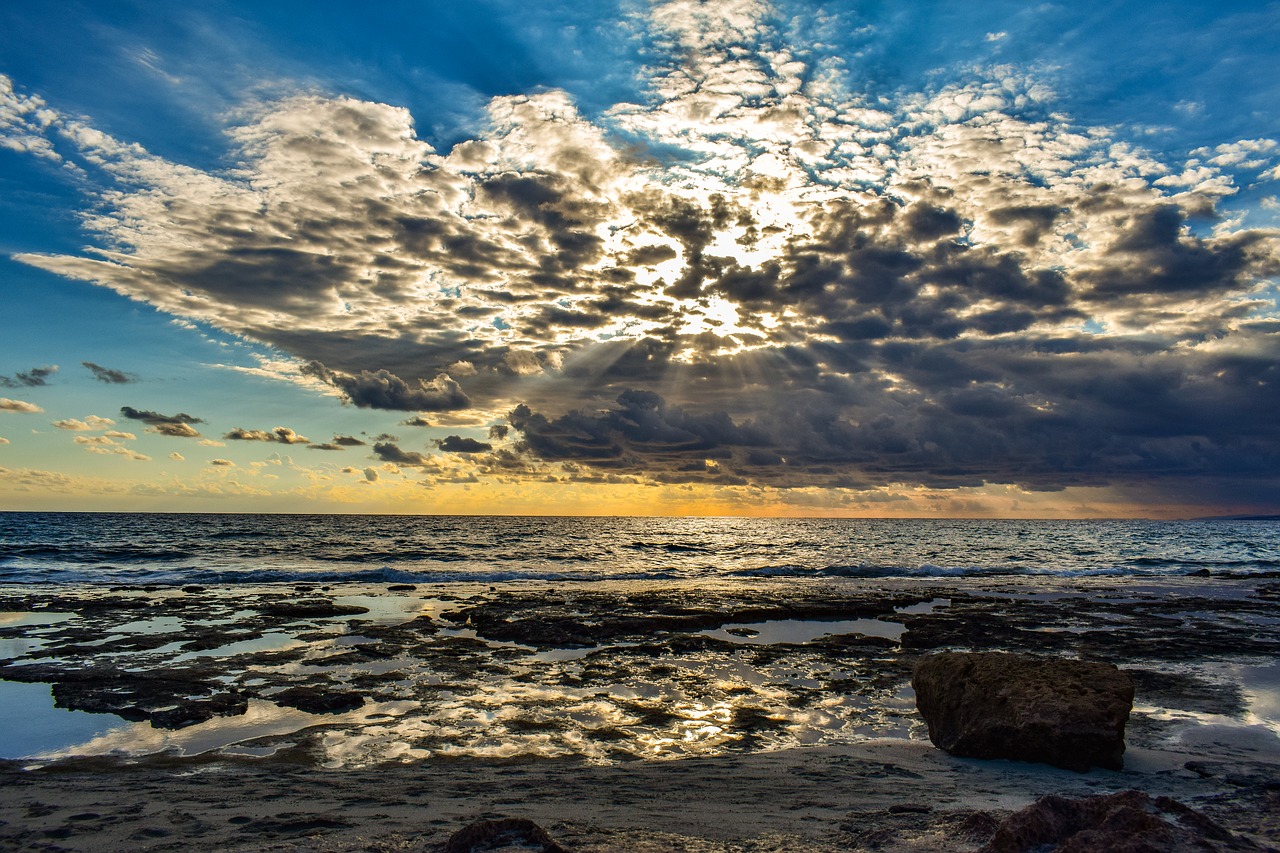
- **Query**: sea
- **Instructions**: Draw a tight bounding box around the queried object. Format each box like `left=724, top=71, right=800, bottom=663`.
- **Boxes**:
left=2, top=513, right=1278, bottom=767
left=3, top=512, right=1279, bottom=585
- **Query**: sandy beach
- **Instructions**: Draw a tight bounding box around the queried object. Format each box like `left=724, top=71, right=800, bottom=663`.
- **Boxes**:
left=2, top=737, right=1277, bottom=851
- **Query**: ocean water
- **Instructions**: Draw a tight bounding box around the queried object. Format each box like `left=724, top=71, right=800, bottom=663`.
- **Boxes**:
left=2, top=512, right=1279, bottom=766
left=1, top=512, right=1278, bottom=586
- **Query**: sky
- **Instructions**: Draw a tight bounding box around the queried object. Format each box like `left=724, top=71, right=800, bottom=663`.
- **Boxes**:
left=1, top=0, right=1278, bottom=518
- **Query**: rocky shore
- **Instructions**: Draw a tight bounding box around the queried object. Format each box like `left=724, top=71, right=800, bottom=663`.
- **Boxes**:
left=0, top=575, right=1277, bottom=849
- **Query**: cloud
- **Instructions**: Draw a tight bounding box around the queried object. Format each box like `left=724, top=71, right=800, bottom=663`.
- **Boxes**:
left=372, top=442, right=433, bottom=467
left=209, top=458, right=234, bottom=466
left=302, top=362, right=470, bottom=412
left=0, top=466, right=77, bottom=492
left=148, top=422, right=201, bottom=438
left=72, top=433, right=148, bottom=460
left=332, top=435, right=365, bottom=446
left=2, top=4, right=1278, bottom=502
left=307, top=443, right=344, bottom=451
left=400, top=416, right=432, bottom=427
left=169, top=451, right=185, bottom=461
left=0, top=437, right=9, bottom=444
left=435, top=435, right=493, bottom=454
left=120, top=406, right=203, bottom=437
left=0, top=398, right=43, bottom=413
left=0, top=365, right=57, bottom=388
left=82, top=361, right=137, bottom=384
left=224, top=426, right=310, bottom=444
left=120, top=406, right=204, bottom=425
left=363, top=467, right=379, bottom=482
left=52, top=415, right=116, bottom=431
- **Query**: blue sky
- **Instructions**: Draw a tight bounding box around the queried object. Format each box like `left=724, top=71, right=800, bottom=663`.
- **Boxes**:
left=1, top=1, right=1278, bottom=516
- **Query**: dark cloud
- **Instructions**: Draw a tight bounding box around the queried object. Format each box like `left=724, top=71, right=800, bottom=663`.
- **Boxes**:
left=82, top=361, right=136, bottom=384
left=1085, top=204, right=1273, bottom=297
left=0, top=365, right=57, bottom=388
left=372, top=441, right=432, bottom=467
left=400, top=416, right=431, bottom=427
left=332, top=435, right=365, bottom=446
left=224, top=426, right=310, bottom=444
left=504, top=331, right=1280, bottom=491
left=302, top=361, right=470, bottom=412
left=120, top=406, right=203, bottom=437
left=435, top=435, right=493, bottom=454
left=307, top=443, right=344, bottom=451
left=508, top=389, right=773, bottom=475
left=120, top=406, right=205, bottom=425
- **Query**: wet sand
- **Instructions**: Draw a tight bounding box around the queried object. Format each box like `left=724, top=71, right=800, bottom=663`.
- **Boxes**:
left=1, top=576, right=1278, bottom=849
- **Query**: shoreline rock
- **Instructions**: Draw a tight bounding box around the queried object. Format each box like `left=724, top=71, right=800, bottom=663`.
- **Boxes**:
left=977, top=790, right=1267, bottom=852
left=912, top=652, right=1134, bottom=772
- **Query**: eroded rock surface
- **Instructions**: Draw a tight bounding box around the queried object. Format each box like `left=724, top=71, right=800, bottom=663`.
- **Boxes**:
left=912, top=652, right=1134, bottom=771
left=977, top=790, right=1266, bottom=852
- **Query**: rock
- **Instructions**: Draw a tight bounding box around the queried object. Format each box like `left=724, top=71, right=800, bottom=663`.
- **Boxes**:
left=271, top=686, right=365, bottom=714
left=912, top=652, right=1133, bottom=771
left=441, top=817, right=569, bottom=853
left=149, top=692, right=248, bottom=729
left=977, top=790, right=1264, bottom=852
left=32, top=667, right=250, bottom=729
left=387, top=584, right=417, bottom=591
left=258, top=599, right=370, bottom=618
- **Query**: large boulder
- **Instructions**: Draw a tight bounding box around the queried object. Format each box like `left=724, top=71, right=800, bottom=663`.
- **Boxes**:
left=912, top=652, right=1133, bottom=771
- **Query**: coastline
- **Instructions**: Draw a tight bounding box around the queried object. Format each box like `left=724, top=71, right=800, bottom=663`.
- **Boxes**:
left=2, top=574, right=1278, bottom=849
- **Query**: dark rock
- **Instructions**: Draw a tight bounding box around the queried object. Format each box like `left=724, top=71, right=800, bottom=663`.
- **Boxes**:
left=258, top=599, right=370, bottom=618
left=180, top=630, right=263, bottom=652
left=977, top=790, right=1264, bottom=852
left=149, top=692, right=248, bottom=729
left=387, top=584, right=417, bottom=591
left=912, top=652, right=1134, bottom=771
left=22, top=666, right=250, bottom=729
left=441, top=817, right=569, bottom=853
left=272, top=686, right=365, bottom=714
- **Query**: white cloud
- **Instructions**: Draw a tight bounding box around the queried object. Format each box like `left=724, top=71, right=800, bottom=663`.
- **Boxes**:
left=0, top=398, right=43, bottom=413
left=52, top=415, right=116, bottom=431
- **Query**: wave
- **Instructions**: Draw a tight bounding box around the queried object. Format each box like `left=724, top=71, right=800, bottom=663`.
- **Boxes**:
left=0, top=564, right=687, bottom=587
left=730, top=563, right=1162, bottom=579
left=1124, top=556, right=1280, bottom=570
left=0, top=546, right=197, bottom=563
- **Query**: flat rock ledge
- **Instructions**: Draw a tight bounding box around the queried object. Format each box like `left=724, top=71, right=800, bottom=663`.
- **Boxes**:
left=912, top=651, right=1134, bottom=772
